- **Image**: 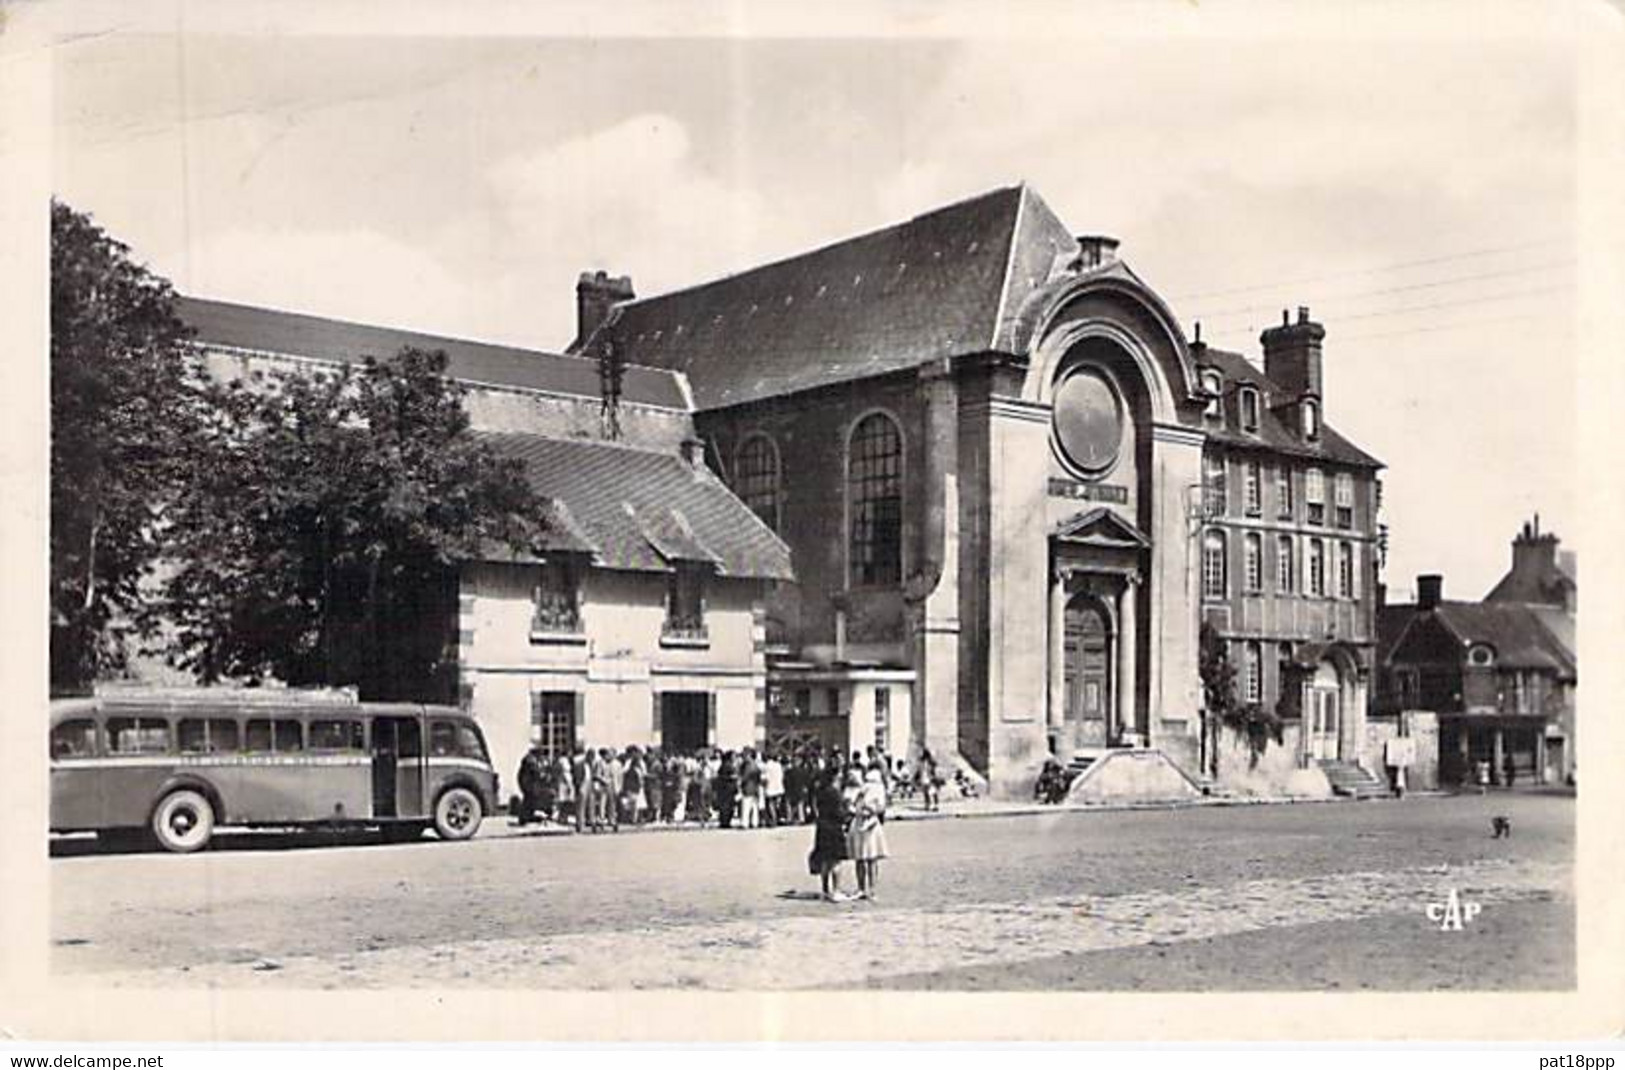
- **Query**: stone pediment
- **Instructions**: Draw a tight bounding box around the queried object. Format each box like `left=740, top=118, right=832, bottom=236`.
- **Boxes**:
left=1052, top=507, right=1151, bottom=550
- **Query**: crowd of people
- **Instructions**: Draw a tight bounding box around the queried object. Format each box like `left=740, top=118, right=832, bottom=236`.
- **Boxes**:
left=513, top=742, right=946, bottom=835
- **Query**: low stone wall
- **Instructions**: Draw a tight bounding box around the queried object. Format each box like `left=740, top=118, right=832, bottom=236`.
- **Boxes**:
left=1212, top=724, right=1332, bottom=799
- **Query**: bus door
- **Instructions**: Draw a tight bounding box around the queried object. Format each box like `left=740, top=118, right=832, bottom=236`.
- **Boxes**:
left=371, top=716, right=426, bottom=819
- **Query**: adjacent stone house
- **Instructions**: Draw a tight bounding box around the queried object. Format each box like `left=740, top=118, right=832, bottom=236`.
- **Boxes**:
left=1377, top=518, right=1577, bottom=787
left=176, top=297, right=791, bottom=786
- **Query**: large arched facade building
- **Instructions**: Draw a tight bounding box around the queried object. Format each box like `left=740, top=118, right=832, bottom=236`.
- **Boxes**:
left=585, top=184, right=1385, bottom=797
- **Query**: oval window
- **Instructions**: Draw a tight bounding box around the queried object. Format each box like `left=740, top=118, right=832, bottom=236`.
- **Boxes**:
left=1053, top=370, right=1123, bottom=475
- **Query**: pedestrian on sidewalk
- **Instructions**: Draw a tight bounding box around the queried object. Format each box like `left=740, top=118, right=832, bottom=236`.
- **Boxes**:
left=552, top=752, right=575, bottom=826
left=673, top=751, right=693, bottom=824
left=739, top=748, right=764, bottom=829
left=515, top=745, right=545, bottom=826
left=589, top=748, right=612, bottom=831
left=715, top=751, right=740, bottom=828
left=918, top=748, right=940, bottom=812
left=622, top=747, right=647, bottom=827
left=808, top=766, right=853, bottom=902
left=698, top=750, right=718, bottom=825
left=784, top=751, right=807, bottom=825
left=571, top=745, right=592, bottom=833
left=648, top=750, right=669, bottom=824
left=764, top=750, right=786, bottom=827
left=847, top=767, right=890, bottom=900
left=1503, top=752, right=1517, bottom=790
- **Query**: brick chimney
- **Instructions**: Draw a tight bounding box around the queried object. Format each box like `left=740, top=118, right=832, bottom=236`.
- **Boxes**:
left=1261, top=306, right=1324, bottom=441
left=1417, top=573, right=1443, bottom=610
left=1073, top=234, right=1121, bottom=271
left=1510, top=513, right=1560, bottom=578
left=573, top=270, right=635, bottom=351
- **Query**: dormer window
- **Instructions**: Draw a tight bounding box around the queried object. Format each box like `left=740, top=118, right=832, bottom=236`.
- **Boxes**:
left=1239, top=387, right=1261, bottom=433
left=1301, top=399, right=1320, bottom=441
left=662, top=563, right=710, bottom=645
left=530, top=557, right=584, bottom=637
left=1201, top=370, right=1223, bottom=420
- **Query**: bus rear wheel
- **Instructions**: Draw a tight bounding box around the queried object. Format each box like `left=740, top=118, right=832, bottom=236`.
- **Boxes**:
left=432, top=787, right=481, bottom=842
left=151, top=790, right=215, bottom=853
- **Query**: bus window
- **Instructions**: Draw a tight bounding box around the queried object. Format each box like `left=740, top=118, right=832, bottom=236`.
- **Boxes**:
left=245, top=719, right=273, bottom=752
left=245, top=718, right=303, bottom=753
left=178, top=718, right=240, bottom=754
left=431, top=720, right=488, bottom=760
left=274, top=719, right=303, bottom=752
left=106, top=717, right=170, bottom=755
left=456, top=723, right=488, bottom=762
left=309, top=719, right=364, bottom=751
left=51, top=719, right=97, bottom=759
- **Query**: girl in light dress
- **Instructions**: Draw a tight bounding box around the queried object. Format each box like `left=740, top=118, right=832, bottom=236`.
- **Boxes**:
left=846, top=767, right=890, bottom=900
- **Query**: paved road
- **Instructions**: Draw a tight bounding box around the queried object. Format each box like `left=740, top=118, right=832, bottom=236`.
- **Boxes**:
left=51, top=791, right=1573, bottom=990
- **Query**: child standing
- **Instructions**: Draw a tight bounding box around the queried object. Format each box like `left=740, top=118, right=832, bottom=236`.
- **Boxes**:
left=847, top=768, right=890, bottom=900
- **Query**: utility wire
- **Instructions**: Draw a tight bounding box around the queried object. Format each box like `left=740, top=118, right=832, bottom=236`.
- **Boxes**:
left=1195, top=283, right=1571, bottom=335
left=1182, top=259, right=1574, bottom=322
left=1165, top=237, right=1573, bottom=302
left=1333, top=310, right=1568, bottom=344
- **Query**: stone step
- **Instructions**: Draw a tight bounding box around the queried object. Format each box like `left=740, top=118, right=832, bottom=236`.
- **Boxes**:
left=1318, top=759, right=1392, bottom=799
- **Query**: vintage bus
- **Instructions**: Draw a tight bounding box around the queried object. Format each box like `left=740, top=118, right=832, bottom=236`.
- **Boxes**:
left=49, top=688, right=499, bottom=853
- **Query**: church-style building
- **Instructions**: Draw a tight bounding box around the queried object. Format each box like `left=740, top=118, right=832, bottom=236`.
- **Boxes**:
left=575, top=184, right=1387, bottom=797
left=161, top=183, right=1390, bottom=799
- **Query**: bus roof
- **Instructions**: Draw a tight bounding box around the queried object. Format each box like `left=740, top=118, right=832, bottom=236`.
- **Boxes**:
left=50, top=690, right=473, bottom=724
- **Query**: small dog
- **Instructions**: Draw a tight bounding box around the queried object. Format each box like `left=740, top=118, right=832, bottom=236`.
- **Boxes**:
left=1491, top=816, right=1512, bottom=839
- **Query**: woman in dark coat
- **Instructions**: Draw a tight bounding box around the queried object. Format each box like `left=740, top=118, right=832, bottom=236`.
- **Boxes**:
left=809, top=767, right=853, bottom=902
left=714, top=751, right=740, bottom=829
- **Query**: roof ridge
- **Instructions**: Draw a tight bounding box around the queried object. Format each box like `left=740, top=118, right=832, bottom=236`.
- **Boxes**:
left=182, top=293, right=683, bottom=379
left=615, top=184, right=1026, bottom=313
left=470, top=428, right=686, bottom=459
left=177, top=294, right=576, bottom=360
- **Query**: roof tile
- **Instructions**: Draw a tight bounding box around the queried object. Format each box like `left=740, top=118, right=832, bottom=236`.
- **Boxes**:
left=475, top=432, right=792, bottom=581
left=178, top=296, right=689, bottom=410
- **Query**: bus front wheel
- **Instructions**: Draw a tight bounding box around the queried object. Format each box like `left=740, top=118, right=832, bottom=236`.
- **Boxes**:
left=151, top=790, right=215, bottom=853
left=432, top=787, right=482, bottom=842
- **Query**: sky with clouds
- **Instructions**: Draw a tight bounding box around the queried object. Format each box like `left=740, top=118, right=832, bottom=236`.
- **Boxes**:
left=46, top=9, right=1585, bottom=600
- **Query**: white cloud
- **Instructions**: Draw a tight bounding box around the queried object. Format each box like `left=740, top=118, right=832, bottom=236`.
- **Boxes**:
left=487, top=113, right=774, bottom=301
left=174, top=226, right=485, bottom=340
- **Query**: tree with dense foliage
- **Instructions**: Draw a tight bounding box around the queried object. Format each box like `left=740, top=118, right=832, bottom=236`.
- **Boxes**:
left=1199, top=622, right=1284, bottom=771
left=159, top=347, right=550, bottom=699
left=50, top=200, right=202, bottom=692
left=1197, top=622, right=1236, bottom=777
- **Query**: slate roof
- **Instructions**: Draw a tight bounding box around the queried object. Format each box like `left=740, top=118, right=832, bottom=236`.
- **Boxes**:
left=1484, top=550, right=1577, bottom=606
left=1429, top=601, right=1577, bottom=680
left=177, top=296, right=689, bottom=410
left=1195, top=345, right=1383, bottom=469
left=473, top=432, right=793, bottom=581
left=595, top=184, right=1078, bottom=410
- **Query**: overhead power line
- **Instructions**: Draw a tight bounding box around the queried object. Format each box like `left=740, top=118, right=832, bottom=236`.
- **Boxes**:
left=1195, top=283, right=1572, bottom=337
left=1182, top=259, right=1574, bottom=322
left=1333, top=309, right=1570, bottom=344
left=1166, top=237, right=1573, bottom=302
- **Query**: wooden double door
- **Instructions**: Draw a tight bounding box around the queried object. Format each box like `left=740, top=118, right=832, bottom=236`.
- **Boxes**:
left=1063, top=595, right=1113, bottom=743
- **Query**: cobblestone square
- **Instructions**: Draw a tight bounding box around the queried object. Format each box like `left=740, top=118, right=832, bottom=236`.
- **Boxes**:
left=51, top=791, right=1573, bottom=990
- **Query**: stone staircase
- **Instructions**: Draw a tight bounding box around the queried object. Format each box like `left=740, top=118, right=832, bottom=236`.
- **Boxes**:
left=1318, top=759, right=1392, bottom=799
left=1064, top=751, right=1104, bottom=781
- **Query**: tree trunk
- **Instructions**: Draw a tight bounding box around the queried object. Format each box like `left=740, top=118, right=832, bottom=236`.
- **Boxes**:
left=364, top=551, right=381, bottom=699
left=83, top=510, right=100, bottom=611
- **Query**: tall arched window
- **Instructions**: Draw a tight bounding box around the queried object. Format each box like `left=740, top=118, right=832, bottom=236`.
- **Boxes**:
left=1202, top=529, right=1227, bottom=601
left=734, top=433, right=781, bottom=532
left=848, top=413, right=903, bottom=586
